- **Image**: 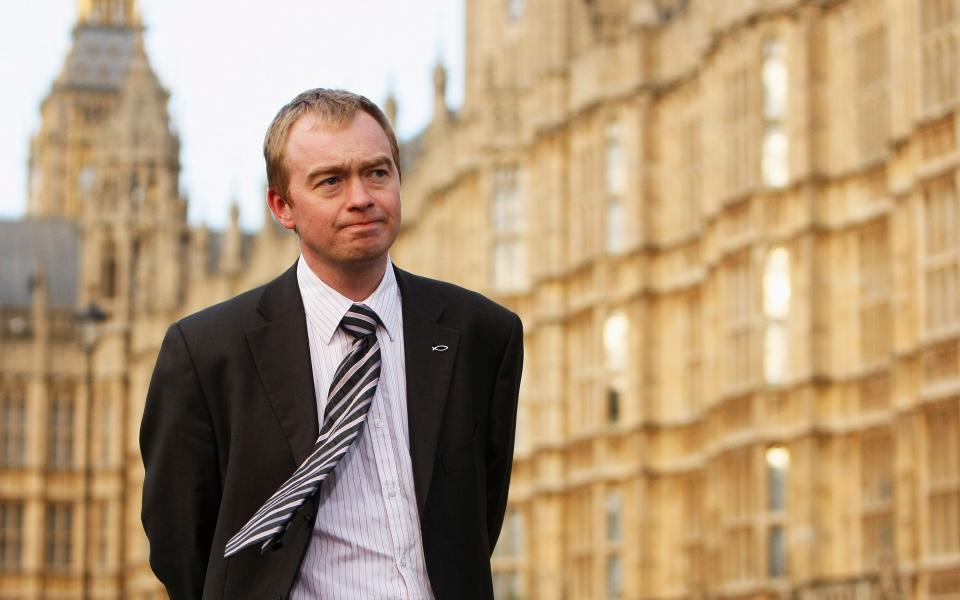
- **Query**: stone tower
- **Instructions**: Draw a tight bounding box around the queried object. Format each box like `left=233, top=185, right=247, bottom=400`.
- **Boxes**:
left=28, top=0, right=187, bottom=320
left=28, top=0, right=144, bottom=219
left=78, top=36, right=187, bottom=320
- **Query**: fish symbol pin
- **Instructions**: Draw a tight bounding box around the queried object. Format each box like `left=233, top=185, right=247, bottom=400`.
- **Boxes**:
left=431, top=345, right=449, bottom=352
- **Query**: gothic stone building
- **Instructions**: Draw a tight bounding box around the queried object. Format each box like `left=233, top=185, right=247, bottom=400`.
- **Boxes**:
left=1, top=0, right=959, bottom=599
left=0, top=1, right=297, bottom=598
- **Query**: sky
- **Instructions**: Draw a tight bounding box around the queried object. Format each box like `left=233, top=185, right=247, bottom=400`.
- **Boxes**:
left=0, top=0, right=464, bottom=230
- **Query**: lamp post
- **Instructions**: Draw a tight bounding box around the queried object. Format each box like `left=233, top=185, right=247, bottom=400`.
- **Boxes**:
left=76, top=302, right=105, bottom=600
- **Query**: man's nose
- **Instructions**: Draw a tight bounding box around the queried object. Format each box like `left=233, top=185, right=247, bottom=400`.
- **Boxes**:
left=345, top=177, right=375, bottom=209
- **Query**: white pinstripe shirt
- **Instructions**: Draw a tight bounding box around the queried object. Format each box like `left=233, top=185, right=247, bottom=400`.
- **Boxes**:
left=290, top=257, right=434, bottom=600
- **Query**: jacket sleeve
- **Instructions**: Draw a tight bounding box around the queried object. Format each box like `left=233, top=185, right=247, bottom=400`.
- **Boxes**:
left=484, top=313, right=524, bottom=554
left=140, top=323, right=221, bottom=600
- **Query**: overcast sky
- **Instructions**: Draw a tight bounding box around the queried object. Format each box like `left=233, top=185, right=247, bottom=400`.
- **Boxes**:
left=0, top=0, right=465, bottom=230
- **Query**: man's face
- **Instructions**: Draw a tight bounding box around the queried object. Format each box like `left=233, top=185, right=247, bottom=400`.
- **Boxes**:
left=269, top=111, right=401, bottom=278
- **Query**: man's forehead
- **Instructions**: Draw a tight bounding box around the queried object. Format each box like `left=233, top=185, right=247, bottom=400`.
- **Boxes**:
left=287, top=112, right=348, bottom=140
left=293, top=111, right=384, bottom=136
left=296, top=111, right=350, bottom=131
left=288, top=112, right=388, bottom=149
left=285, top=112, right=393, bottom=175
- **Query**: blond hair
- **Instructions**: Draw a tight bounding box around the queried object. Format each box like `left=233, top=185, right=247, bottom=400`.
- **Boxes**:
left=264, top=88, right=401, bottom=202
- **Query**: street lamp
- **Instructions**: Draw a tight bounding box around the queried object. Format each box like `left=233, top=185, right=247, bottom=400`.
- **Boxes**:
left=76, top=302, right=105, bottom=600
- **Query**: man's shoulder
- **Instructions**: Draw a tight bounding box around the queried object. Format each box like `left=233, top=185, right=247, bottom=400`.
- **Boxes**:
left=177, top=285, right=266, bottom=330
left=176, top=264, right=297, bottom=335
left=394, top=266, right=518, bottom=327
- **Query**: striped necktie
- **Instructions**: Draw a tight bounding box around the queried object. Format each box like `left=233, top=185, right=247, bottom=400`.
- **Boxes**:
left=224, top=303, right=382, bottom=557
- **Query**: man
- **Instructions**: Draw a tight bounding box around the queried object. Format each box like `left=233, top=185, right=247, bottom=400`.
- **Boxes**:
left=140, top=89, right=523, bottom=599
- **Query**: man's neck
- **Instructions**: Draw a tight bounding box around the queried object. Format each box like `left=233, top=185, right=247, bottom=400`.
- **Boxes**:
left=301, top=254, right=388, bottom=302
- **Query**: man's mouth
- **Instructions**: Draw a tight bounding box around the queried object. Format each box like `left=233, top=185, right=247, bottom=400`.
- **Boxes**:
left=344, top=220, right=380, bottom=229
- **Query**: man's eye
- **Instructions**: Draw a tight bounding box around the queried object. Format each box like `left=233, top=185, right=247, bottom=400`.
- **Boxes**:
left=371, top=169, right=388, bottom=178
left=319, top=176, right=340, bottom=186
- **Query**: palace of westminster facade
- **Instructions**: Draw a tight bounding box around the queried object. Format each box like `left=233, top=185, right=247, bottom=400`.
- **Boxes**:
left=0, top=0, right=958, bottom=598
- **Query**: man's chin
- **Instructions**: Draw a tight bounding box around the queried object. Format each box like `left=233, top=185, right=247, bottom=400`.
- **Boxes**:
left=345, top=251, right=389, bottom=266
left=311, top=247, right=390, bottom=269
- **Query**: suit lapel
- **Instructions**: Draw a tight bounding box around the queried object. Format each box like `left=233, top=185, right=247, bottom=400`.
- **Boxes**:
left=244, top=262, right=458, bottom=512
left=246, top=262, right=319, bottom=466
left=395, top=267, right=460, bottom=515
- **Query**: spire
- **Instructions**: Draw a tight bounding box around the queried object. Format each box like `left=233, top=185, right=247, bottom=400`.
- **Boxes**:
left=383, top=71, right=399, bottom=128
left=76, top=0, right=141, bottom=28
left=30, top=262, right=50, bottom=370
left=221, top=202, right=243, bottom=276
left=190, top=225, right=211, bottom=281
left=384, top=92, right=398, bottom=129
left=29, top=262, right=48, bottom=311
left=431, top=60, right=450, bottom=127
left=260, top=197, right=282, bottom=239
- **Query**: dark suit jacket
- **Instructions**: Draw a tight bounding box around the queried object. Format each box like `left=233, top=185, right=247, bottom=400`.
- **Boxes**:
left=140, top=263, right=523, bottom=600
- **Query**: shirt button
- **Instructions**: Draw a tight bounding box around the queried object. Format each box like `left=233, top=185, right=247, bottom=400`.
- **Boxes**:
left=388, top=488, right=397, bottom=498
left=375, top=418, right=384, bottom=429
left=400, top=555, right=408, bottom=567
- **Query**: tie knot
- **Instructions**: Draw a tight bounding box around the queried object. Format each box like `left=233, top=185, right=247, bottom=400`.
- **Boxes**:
left=340, top=303, right=380, bottom=339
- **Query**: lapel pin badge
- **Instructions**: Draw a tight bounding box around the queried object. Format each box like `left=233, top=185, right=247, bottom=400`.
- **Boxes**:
left=431, top=345, right=449, bottom=352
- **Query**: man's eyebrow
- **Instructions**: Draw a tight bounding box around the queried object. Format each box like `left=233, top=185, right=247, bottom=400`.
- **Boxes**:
left=305, top=163, right=348, bottom=183
left=357, top=155, right=394, bottom=171
left=304, top=155, right=394, bottom=183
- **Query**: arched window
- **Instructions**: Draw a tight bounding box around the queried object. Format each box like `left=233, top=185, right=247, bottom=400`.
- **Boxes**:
left=762, top=38, right=789, bottom=187
left=603, top=311, right=629, bottom=423
left=101, top=239, right=117, bottom=298
left=763, top=247, right=790, bottom=384
left=604, top=121, right=627, bottom=253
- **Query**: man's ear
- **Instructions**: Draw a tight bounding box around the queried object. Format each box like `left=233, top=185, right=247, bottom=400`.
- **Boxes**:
left=266, top=188, right=296, bottom=231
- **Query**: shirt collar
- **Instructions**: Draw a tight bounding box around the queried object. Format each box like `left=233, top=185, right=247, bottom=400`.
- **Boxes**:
left=296, top=256, right=400, bottom=344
